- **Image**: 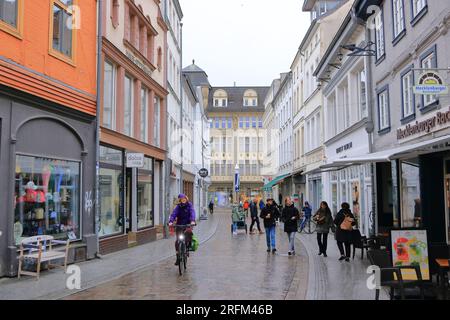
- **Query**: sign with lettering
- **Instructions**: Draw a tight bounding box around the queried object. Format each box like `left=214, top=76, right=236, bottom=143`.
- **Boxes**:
left=413, top=71, right=448, bottom=95
left=336, top=142, right=353, bottom=154
left=126, top=153, right=144, bottom=168
left=397, top=107, right=450, bottom=140
left=199, top=168, right=209, bottom=178
left=125, top=50, right=153, bottom=78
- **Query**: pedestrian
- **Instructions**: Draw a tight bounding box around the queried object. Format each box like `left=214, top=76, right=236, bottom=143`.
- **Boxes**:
left=231, top=203, right=244, bottom=235
left=243, top=200, right=250, bottom=218
left=299, top=201, right=312, bottom=231
left=209, top=199, right=214, bottom=214
left=259, top=198, right=265, bottom=211
left=333, top=202, right=356, bottom=262
left=260, top=198, right=280, bottom=253
left=313, top=201, right=333, bottom=257
left=249, top=197, right=263, bottom=234
left=281, top=196, right=300, bottom=255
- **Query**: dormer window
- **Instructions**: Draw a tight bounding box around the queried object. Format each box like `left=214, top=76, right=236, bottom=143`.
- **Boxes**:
left=213, top=90, right=228, bottom=107
left=243, top=89, right=258, bottom=107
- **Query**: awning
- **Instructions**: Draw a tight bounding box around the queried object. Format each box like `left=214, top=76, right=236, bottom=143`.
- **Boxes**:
left=333, top=135, right=450, bottom=166
left=302, top=163, right=352, bottom=175
left=262, top=173, right=290, bottom=191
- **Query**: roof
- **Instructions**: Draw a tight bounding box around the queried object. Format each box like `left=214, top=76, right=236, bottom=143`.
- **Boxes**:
left=207, top=87, right=270, bottom=113
left=182, top=61, right=211, bottom=87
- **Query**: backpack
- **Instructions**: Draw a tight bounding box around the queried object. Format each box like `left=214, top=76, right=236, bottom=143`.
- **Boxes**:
left=190, top=234, right=199, bottom=252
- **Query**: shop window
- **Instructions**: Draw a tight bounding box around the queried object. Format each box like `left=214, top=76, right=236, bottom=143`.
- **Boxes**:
left=103, top=61, right=116, bottom=130
left=50, top=0, right=75, bottom=61
left=99, top=146, right=124, bottom=237
left=400, top=160, right=421, bottom=227
left=137, top=157, right=153, bottom=229
left=14, top=155, right=81, bottom=244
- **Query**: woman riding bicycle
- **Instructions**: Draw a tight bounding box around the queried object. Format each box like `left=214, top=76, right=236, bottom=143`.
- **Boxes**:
left=169, top=194, right=196, bottom=265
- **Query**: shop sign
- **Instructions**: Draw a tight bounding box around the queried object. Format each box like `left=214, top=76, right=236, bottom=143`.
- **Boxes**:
left=198, top=168, right=209, bottom=178
left=413, top=71, right=448, bottom=95
left=126, top=153, right=144, bottom=168
left=125, top=50, right=153, bottom=78
left=336, top=142, right=353, bottom=154
left=397, top=106, right=450, bottom=140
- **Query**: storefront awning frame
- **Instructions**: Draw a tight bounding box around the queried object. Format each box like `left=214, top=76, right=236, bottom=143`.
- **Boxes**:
left=261, top=173, right=291, bottom=191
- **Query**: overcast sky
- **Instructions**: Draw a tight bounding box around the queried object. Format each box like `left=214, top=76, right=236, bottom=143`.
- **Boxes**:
left=179, top=0, right=311, bottom=87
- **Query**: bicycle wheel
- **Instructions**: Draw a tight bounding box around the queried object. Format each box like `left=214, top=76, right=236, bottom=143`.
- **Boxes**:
left=183, top=251, right=187, bottom=271
left=178, top=242, right=185, bottom=275
left=178, top=253, right=183, bottom=276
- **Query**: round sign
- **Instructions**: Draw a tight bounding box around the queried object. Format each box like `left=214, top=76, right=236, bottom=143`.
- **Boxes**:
left=199, top=168, right=209, bottom=178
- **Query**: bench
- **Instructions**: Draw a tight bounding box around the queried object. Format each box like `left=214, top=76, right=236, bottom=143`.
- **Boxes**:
left=18, top=235, right=70, bottom=280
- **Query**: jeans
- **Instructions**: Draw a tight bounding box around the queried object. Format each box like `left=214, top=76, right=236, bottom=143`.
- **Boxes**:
left=232, top=222, right=237, bottom=233
left=337, top=241, right=351, bottom=257
left=265, top=226, right=276, bottom=249
left=250, top=217, right=261, bottom=232
left=317, top=233, right=328, bottom=254
left=287, top=232, right=296, bottom=252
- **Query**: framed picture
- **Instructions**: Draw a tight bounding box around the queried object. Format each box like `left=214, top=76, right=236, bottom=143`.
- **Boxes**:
left=390, top=229, right=430, bottom=281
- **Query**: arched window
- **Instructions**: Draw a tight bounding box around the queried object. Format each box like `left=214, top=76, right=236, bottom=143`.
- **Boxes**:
left=111, top=0, right=119, bottom=28
left=213, top=90, right=228, bottom=107
left=243, top=89, right=258, bottom=107
left=157, top=47, right=162, bottom=70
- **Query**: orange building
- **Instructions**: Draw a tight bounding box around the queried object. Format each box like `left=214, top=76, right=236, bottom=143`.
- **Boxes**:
left=0, top=0, right=98, bottom=276
left=97, top=0, right=168, bottom=254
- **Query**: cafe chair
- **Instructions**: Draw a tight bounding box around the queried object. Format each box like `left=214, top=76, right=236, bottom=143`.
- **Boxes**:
left=352, top=229, right=376, bottom=259
left=367, top=249, right=425, bottom=300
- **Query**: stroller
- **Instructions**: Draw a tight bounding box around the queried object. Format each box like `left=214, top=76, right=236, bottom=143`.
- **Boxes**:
left=231, top=204, right=248, bottom=234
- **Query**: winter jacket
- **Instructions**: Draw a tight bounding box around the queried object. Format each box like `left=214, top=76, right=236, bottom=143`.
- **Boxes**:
left=302, top=206, right=312, bottom=218
left=232, top=206, right=244, bottom=223
left=260, top=204, right=280, bottom=228
left=333, top=209, right=356, bottom=243
left=313, top=208, right=333, bottom=234
left=250, top=202, right=259, bottom=218
left=169, top=202, right=196, bottom=225
left=259, top=200, right=265, bottom=210
left=282, top=204, right=300, bottom=233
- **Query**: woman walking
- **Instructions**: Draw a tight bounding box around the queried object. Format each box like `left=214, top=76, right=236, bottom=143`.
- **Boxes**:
left=282, top=196, right=300, bottom=256
left=333, top=202, right=356, bottom=262
left=313, top=201, right=333, bottom=257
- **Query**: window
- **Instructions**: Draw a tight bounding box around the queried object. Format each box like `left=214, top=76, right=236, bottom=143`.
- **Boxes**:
left=213, top=90, right=228, bottom=107
left=137, top=157, right=153, bottom=229
left=14, top=154, right=81, bottom=243
left=412, top=0, right=427, bottom=19
left=222, top=117, right=226, bottom=129
left=401, top=69, right=415, bottom=119
left=111, top=0, right=119, bottom=28
left=374, top=9, right=385, bottom=61
left=392, top=0, right=405, bottom=39
left=51, top=0, right=75, bottom=59
left=103, top=61, right=116, bottom=130
left=252, top=117, right=257, bottom=128
left=239, top=117, right=243, bottom=128
left=358, top=69, right=367, bottom=118
left=140, top=87, right=148, bottom=143
left=243, top=89, right=258, bottom=107
left=421, top=46, right=438, bottom=108
left=400, top=160, right=421, bottom=228
left=228, top=117, right=232, bottom=129
left=245, top=137, right=250, bottom=153
left=124, top=75, right=134, bottom=136
left=215, top=117, right=220, bottom=129
left=377, top=88, right=390, bottom=132
left=0, top=0, right=21, bottom=36
left=258, top=117, right=263, bottom=128
left=157, top=47, right=162, bottom=70
left=154, top=96, right=160, bottom=147
left=99, top=146, right=124, bottom=237
left=245, top=117, right=250, bottom=129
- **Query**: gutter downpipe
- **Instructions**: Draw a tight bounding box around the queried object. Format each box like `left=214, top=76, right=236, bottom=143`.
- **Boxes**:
left=164, top=1, right=170, bottom=239
left=95, top=0, right=103, bottom=257
left=179, top=23, right=184, bottom=195
left=362, top=14, right=377, bottom=237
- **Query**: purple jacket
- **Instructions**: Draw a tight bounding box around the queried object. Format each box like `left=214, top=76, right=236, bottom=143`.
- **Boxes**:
left=169, top=202, right=196, bottom=225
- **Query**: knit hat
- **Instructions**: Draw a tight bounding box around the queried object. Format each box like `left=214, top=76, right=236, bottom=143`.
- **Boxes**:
left=178, top=194, right=187, bottom=200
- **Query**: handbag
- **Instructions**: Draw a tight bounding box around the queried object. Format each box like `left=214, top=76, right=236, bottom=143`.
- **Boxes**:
left=340, top=216, right=353, bottom=231
left=314, top=214, right=326, bottom=225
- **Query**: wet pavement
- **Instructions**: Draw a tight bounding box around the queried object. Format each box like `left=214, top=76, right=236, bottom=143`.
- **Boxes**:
left=65, top=208, right=309, bottom=300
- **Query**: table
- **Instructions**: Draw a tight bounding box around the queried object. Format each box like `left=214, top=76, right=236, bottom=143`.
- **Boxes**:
left=436, top=259, right=449, bottom=300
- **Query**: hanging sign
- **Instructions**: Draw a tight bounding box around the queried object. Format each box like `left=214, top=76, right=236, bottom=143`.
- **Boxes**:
left=413, top=71, right=448, bottom=95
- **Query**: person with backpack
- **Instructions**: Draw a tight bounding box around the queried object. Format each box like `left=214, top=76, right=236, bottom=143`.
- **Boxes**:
left=334, top=202, right=356, bottom=262
left=260, top=198, right=280, bottom=253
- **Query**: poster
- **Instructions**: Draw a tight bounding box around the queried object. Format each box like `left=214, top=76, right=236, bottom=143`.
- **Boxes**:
left=390, top=229, right=430, bottom=281
left=351, top=181, right=360, bottom=223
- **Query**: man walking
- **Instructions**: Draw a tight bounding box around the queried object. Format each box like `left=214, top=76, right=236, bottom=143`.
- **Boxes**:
left=260, top=198, right=280, bottom=253
left=249, top=198, right=263, bottom=234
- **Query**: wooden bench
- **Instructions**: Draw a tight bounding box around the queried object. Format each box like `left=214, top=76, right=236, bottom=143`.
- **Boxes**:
left=18, top=235, right=70, bottom=280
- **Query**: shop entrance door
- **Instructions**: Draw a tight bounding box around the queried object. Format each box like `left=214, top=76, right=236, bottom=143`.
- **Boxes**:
left=126, top=168, right=133, bottom=232
left=444, top=171, right=450, bottom=244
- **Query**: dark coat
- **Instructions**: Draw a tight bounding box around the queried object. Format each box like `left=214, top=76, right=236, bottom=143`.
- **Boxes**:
left=313, top=208, right=333, bottom=234
left=282, top=204, right=300, bottom=233
left=333, top=209, right=356, bottom=243
left=260, top=204, right=280, bottom=228
left=250, top=202, right=259, bottom=218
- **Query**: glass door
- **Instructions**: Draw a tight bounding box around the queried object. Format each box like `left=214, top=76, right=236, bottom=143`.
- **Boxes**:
left=126, top=168, right=133, bottom=232
left=445, top=173, right=450, bottom=244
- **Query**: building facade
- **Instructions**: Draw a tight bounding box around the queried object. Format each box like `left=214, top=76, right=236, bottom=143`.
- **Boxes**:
left=207, top=86, right=269, bottom=206
left=99, top=0, right=168, bottom=254
left=0, top=0, right=97, bottom=276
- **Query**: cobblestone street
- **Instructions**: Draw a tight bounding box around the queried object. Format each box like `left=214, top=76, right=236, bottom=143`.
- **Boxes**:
left=65, top=208, right=309, bottom=300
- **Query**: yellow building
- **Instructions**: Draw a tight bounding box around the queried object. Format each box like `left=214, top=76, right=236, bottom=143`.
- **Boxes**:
left=207, top=87, right=269, bottom=206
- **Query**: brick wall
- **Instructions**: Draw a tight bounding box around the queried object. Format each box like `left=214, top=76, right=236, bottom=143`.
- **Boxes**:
left=99, top=234, right=128, bottom=255
left=136, top=228, right=157, bottom=245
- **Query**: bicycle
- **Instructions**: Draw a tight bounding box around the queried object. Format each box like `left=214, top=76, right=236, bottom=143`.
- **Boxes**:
left=169, top=224, right=195, bottom=276
left=298, top=215, right=317, bottom=234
